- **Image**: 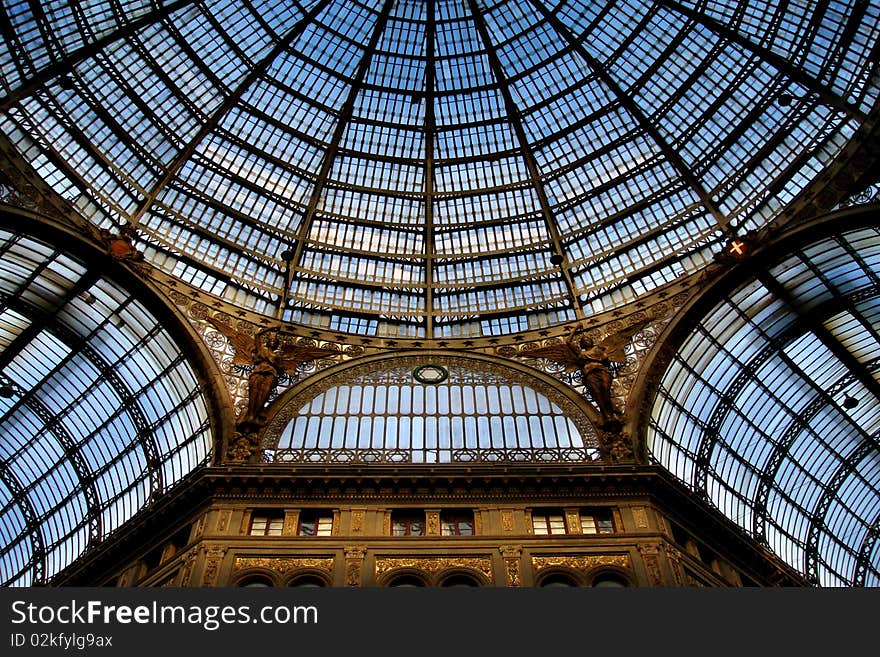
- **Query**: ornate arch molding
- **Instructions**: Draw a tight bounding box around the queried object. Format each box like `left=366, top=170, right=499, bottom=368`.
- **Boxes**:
left=260, top=350, right=603, bottom=464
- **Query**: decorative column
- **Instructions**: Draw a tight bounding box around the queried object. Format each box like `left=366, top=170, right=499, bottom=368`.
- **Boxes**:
left=201, top=546, right=228, bottom=587
left=500, top=545, right=522, bottom=587
left=637, top=544, right=663, bottom=586
left=344, top=546, right=368, bottom=587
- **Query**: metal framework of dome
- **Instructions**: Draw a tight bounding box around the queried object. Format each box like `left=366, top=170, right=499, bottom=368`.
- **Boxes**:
left=0, top=0, right=876, bottom=340
left=0, top=0, right=878, bottom=590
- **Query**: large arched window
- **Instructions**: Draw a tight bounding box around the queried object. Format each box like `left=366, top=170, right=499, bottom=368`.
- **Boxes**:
left=648, top=219, right=880, bottom=586
left=0, top=224, right=215, bottom=586
left=265, top=355, right=598, bottom=463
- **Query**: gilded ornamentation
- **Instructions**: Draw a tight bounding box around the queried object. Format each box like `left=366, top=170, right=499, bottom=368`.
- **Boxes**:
left=233, top=557, right=334, bottom=575
left=565, top=510, right=580, bottom=534
left=499, top=546, right=522, bottom=587
left=501, top=510, right=514, bottom=533
left=217, top=510, right=231, bottom=533
left=383, top=512, right=391, bottom=536
left=201, top=546, right=228, bottom=587
left=426, top=510, right=440, bottom=536
left=531, top=554, right=630, bottom=574
left=351, top=510, right=365, bottom=535
left=344, top=546, right=368, bottom=587
left=632, top=506, right=649, bottom=529
left=638, top=544, right=663, bottom=586
left=375, top=557, right=493, bottom=580
left=283, top=510, right=299, bottom=536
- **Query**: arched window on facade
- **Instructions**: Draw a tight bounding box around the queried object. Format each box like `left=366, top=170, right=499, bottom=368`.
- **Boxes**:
left=265, top=355, right=599, bottom=464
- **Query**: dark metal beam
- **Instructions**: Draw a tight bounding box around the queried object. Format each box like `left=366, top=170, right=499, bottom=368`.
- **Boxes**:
left=0, top=0, right=199, bottom=112
left=658, top=0, right=867, bottom=122
left=284, top=0, right=396, bottom=308
left=804, top=438, right=878, bottom=585
left=467, top=0, right=583, bottom=318
left=757, top=272, right=880, bottom=403
left=528, top=0, right=733, bottom=237
left=423, top=0, right=437, bottom=338
left=0, top=448, right=46, bottom=585
left=129, top=0, right=331, bottom=232
left=853, top=507, right=880, bottom=586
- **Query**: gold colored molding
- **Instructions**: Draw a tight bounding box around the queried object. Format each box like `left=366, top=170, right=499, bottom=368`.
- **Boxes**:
left=501, top=509, right=514, bottom=533
left=632, top=506, right=649, bottom=529
left=375, top=556, right=493, bottom=579
left=351, top=509, right=365, bottom=535
left=343, top=545, right=368, bottom=587
left=233, top=557, right=334, bottom=575
left=531, top=554, right=630, bottom=574
left=499, top=545, right=523, bottom=587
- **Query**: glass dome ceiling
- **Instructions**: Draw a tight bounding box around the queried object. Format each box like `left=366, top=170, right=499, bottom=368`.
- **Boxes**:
left=0, top=226, right=214, bottom=587
left=0, top=0, right=877, bottom=340
left=648, top=223, right=880, bottom=587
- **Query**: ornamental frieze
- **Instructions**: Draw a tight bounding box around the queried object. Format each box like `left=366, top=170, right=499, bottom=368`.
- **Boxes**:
left=375, top=556, right=493, bottom=579
left=233, top=557, right=334, bottom=575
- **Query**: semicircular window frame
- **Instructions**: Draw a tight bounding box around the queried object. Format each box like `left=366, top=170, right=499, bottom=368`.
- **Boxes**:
left=0, top=226, right=215, bottom=586
left=263, top=354, right=600, bottom=464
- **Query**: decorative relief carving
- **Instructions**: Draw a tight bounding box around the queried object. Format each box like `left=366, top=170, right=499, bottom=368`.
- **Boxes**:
left=499, top=546, right=522, bottom=588
left=665, top=547, right=686, bottom=587
left=283, top=510, right=299, bottom=536
left=233, top=557, right=334, bottom=575
left=351, top=510, right=365, bottom=535
left=201, top=546, right=228, bottom=587
left=426, top=511, right=440, bottom=536
left=179, top=549, right=198, bottom=587
left=193, top=514, right=207, bottom=540
left=632, top=507, right=649, bottom=529
left=531, top=554, right=630, bottom=574
left=383, top=511, right=392, bottom=536
left=217, top=510, right=232, bottom=533
left=638, top=544, right=663, bottom=586
left=565, top=510, right=580, bottom=534
left=344, top=546, right=368, bottom=587
left=375, top=557, right=493, bottom=580
left=501, top=510, right=514, bottom=533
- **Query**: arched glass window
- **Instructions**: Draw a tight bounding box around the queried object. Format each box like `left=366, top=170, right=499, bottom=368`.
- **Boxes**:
left=648, top=224, right=880, bottom=586
left=266, top=356, right=598, bottom=464
left=0, top=228, right=214, bottom=586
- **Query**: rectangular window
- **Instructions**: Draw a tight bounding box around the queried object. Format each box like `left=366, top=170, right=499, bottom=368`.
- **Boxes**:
left=298, top=511, right=333, bottom=536
left=249, top=512, right=283, bottom=536
left=391, top=512, right=425, bottom=536
left=532, top=510, right=566, bottom=535
left=440, top=512, right=474, bottom=536
left=581, top=508, right=614, bottom=534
